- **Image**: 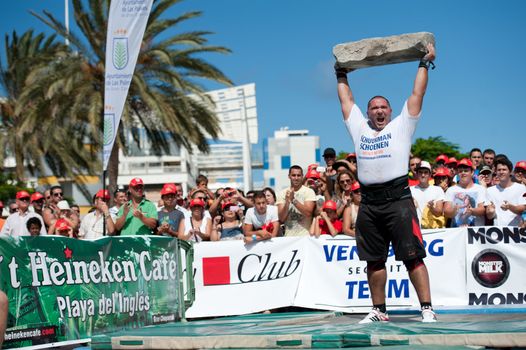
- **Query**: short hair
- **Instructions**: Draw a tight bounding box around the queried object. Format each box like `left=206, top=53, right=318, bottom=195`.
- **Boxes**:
left=288, top=165, right=303, bottom=175
left=26, top=217, right=42, bottom=230
left=262, top=187, right=276, bottom=201
left=114, top=188, right=126, bottom=196
left=469, top=148, right=482, bottom=157
left=495, top=157, right=513, bottom=172
left=50, top=185, right=62, bottom=193
left=196, top=174, right=208, bottom=185
left=483, top=149, right=495, bottom=156
left=253, top=191, right=266, bottom=201
left=367, top=95, right=391, bottom=109
left=191, top=189, right=206, bottom=199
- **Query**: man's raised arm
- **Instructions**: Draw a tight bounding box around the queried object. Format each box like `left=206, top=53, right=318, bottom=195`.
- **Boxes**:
left=335, top=65, right=355, bottom=121
left=408, top=43, right=436, bottom=117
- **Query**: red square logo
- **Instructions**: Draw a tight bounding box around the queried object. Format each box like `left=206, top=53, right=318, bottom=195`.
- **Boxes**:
left=202, top=256, right=230, bottom=285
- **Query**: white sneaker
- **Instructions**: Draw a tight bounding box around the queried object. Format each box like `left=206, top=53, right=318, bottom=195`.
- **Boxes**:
left=359, top=309, right=389, bottom=324
left=421, top=308, right=437, bottom=323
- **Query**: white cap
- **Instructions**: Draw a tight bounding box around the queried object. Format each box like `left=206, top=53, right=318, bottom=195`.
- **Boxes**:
left=416, top=161, right=432, bottom=171
left=57, top=200, right=70, bottom=210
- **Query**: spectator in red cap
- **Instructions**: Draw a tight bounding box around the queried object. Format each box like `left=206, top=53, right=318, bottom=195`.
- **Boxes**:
left=445, top=157, right=458, bottom=179
left=30, top=192, right=45, bottom=217
left=305, top=168, right=326, bottom=215
left=157, top=183, right=185, bottom=237
left=486, top=157, right=526, bottom=226
left=433, top=167, right=451, bottom=193
left=435, top=154, right=448, bottom=166
left=210, top=201, right=244, bottom=241
left=180, top=198, right=211, bottom=242
left=513, top=161, right=526, bottom=186
left=410, top=161, right=446, bottom=229
left=342, top=181, right=361, bottom=236
left=78, top=189, right=115, bottom=239
left=243, top=191, right=279, bottom=243
left=115, top=178, right=158, bottom=235
left=0, top=201, right=5, bottom=231
left=51, top=218, right=74, bottom=237
left=444, top=159, right=487, bottom=227
left=1, top=191, right=46, bottom=237
left=311, top=200, right=342, bottom=237
left=345, top=153, right=358, bottom=176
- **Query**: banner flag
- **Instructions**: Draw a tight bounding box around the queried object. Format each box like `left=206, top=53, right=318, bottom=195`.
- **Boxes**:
left=103, top=0, right=153, bottom=170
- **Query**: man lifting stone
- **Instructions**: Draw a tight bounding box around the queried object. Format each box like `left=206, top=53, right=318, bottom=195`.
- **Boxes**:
left=335, top=40, right=437, bottom=323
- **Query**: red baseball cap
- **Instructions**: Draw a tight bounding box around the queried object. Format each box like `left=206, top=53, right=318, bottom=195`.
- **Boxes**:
left=95, top=189, right=110, bottom=200
left=30, top=192, right=45, bottom=203
left=160, top=183, right=177, bottom=196
left=351, top=181, right=361, bottom=192
left=221, top=201, right=236, bottom=210
left=446, top=157, right=458, bottom=166
left=322, top=200, right=338, bottom=211
left=346, top=153, right=357, bottom=160
left=307, top=163, right=318, bottom=171
left=434, top=167, right=451, bottom=178
left=55, top=218, right=70, bottom=231
left=306, top=169, right=321, bottom=179
left=16, top=191, right=31, bottom=200
left=515, top=161, right=526, bottom=171
left=435, top=154, right=449, bottom=163
left=189, top=198, right=205, bottom=208
left=129, top=178, right=144, bottom=187
left=457, top=158, right=473, bottom=169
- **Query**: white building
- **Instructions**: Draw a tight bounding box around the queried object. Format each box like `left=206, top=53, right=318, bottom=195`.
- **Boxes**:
left=263, top=128, right=320, bottom=192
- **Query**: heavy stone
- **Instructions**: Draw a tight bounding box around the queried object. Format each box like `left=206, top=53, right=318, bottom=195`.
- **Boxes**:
left=333, top=32, right=435, bottom=71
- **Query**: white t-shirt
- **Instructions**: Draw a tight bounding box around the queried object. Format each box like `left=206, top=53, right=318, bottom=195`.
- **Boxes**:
left=244, top=205, right=279, bottom=229
left=410, top=184, right=446, bottom=223
left=445, top=184, right=487, bottom=227
left=276, top=186, right=316, bottom=236
left=183, top=216, right=211, bottom=242
left=0, top=211, right=47, bottom=237
left=487, top=182, right=526, bottom=226
left=345, top=101, right=419, bottom=185
left=78, top=211, right=115, bottom=240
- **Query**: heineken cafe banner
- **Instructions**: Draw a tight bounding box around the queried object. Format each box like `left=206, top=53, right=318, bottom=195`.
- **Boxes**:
left=1, top=226, right=524, bottom=348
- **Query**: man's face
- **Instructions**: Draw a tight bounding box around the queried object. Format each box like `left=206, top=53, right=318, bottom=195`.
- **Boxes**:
left=129, top=184, right=144, bottom=200
left=514, top=168, right=526, bottom=184
left=457, top=166, right=474, bottom=185
left=323, top=154, right=336, bottom=167
left=115, top=192, right=127, bottom=205
left=417, top=168, right=431, bottom=184
left=494, top=164, right=510, bottom=183
left=367, top=97, right=392, bottom=131
left=483, top=153, right=494, bottom=166
left=289, top=169, right=303, bottom=188
left=44, top=190, right=51, bottom=205
left=409, top=158, right=421, bottom=173
left=162, top=193, right=176, bottom=207
left=51, top=188, right=64, bottom=204
left=254, top=197, right=267, bottom=215
left=470, top=151, right=483, bottom=167
left=32, top=199, right=44, bottom=211
left=16, top=197, right=30, bottom=211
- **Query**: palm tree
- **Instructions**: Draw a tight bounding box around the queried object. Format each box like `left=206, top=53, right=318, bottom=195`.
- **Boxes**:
left=26, top=0, right=233, bottom=196
left=0, top=30, right=97, bottom=181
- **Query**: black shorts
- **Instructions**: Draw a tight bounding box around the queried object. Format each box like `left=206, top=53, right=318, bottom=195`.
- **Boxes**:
left=355, top=197, right=426, bottom=261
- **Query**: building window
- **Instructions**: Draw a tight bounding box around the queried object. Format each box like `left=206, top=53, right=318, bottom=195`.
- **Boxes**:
left=315, top=148, right=321, bottom=163
left=281, top=155, right=291, bottom=169
left=270, top=178, right=275, bottom=187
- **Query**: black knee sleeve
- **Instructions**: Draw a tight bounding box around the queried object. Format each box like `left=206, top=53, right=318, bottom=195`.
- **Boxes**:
left=367, top=261, right=386, bottom=272
left=404, top=258, right=425, bottom=272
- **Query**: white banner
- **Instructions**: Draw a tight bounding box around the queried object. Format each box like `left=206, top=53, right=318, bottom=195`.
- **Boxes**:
left=103, top=0, right=153, bottom=170
left=186, top=227, right=524, bottom=318
left=466, top=226, right=526, bottom=306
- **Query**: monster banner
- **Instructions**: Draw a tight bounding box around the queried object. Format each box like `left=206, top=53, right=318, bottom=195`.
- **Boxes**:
left=0, top=236, right=186, bottom=349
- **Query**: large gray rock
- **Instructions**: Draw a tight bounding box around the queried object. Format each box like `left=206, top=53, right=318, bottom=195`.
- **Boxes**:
left=333, top=32, right=435, bottom=70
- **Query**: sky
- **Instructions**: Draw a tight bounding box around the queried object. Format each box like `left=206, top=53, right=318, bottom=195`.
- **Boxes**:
left=1, top=0, right=525, bottom=165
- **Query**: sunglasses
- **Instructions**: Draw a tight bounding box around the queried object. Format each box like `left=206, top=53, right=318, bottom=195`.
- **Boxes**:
left=339, top=179, right=352, bottom=184
left=53, top=192, right=63, bottom=197
left=9, top=208, right=18, bottom=213
left=19, top=197, right=30, bottom=202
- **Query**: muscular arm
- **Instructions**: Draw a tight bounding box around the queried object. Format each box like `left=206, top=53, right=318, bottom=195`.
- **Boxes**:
left=408, top=43, right=435, bottom=116
left=336, top=72, right=355, bottom=121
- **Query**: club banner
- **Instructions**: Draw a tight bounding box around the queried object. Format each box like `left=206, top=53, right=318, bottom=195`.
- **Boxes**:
left=0, top=236, right=185, bottom=349
left=466, top=226, right=526, bottom=306
left=187, top=227, right=524, bottom=318
left=186, top=238, right=305, bottom=318
left=103, top=0, right=153, bottom=170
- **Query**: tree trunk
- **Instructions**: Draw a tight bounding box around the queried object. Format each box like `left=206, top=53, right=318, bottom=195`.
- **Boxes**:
left=14, top=140, right=26, bottom=182
left=108, top=141, right=120, bottom=206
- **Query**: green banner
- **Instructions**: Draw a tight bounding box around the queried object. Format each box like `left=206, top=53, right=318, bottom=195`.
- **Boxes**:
left=0, top=236, right=187, bottom=348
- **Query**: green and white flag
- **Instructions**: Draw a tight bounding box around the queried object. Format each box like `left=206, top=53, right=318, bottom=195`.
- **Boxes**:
left=103, top=0, right=153, bottom=170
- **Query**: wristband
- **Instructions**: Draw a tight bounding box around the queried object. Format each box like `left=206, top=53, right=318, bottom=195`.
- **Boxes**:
left=418, top=59, right=435, bottom=70
left=335, top=71, right=347, bottom=79
left=252, top=234, right=257, bottom=241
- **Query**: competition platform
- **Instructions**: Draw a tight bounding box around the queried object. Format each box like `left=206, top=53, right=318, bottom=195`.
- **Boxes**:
left=90, top=308, right=526, bottom=349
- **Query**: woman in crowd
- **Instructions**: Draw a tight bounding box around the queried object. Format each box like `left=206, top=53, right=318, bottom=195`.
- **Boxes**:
left=342, top=182, right=361, bottom=237
left=210, top=202, right=244, bottom=241
left=179, top=199, right=211, bottom=242
left=333, top=170, right=355, bottom=217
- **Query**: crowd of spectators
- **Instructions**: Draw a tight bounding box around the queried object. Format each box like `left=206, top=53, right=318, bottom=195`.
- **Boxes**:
left=1, top=147, right=525, bottom=240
